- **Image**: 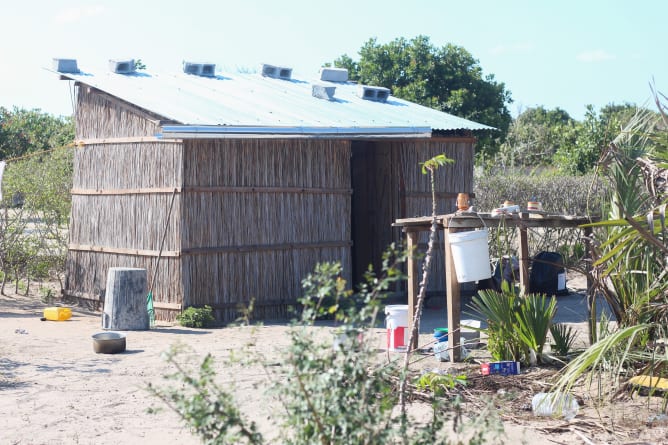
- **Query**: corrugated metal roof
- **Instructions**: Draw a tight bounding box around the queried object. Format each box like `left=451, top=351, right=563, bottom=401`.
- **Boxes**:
left=51, top=63, right=494, bottom=138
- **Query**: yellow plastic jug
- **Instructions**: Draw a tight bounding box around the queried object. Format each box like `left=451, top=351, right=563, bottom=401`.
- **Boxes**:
left=43, top=307, right=72, bottom=321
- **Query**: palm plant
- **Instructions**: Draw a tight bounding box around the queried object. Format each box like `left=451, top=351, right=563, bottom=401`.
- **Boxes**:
left=553, top=89, right=668, bottom=401
left=468, top=286, right=556, bottom=365
left=549, top=323, right=578, bottom=357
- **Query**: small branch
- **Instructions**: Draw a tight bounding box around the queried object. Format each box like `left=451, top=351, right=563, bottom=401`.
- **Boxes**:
left=295, top=370, right=328, bottom=445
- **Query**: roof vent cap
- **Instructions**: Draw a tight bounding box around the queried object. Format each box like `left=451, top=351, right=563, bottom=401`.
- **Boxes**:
left=312, top=84, right=336, bottom=101
left=358, top=85, right=390, bottom=103
left=319, top=67, right=348, bottom=82
left=52, top=58, right=79, bottom=73
left=109, top=59, right=136, bottom=74
left=183, top=61, right=216, bottom=77
left=261, top=63, right=292, bottom=80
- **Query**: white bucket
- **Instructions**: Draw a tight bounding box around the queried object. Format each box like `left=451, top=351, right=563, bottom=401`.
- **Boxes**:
left=448, top=229, right=492, bottom=282
left=384, top=305, right=408, bottom=352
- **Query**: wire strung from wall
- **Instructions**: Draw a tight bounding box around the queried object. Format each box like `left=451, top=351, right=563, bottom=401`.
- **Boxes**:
left=0, top=142, right=76, bottom=202
left=1, top=142, right=76, bottom=165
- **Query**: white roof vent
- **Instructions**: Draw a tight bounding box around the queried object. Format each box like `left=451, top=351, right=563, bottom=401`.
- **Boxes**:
left=358, top=85, right=390, bottom=103
left=183, top=61, right=216, bottom=77
left=319, top=67, right=348, bottom=82
left=312, top=84, right=336, bottom=101
left=261, top=63, right=292, bottom=80
left=109, top=59, right=136, bottom=74
left=52, top=58, right=79, bottom=73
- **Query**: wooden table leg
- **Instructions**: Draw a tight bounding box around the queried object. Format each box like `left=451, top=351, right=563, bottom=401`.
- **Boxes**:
left=518, top=219, right=530, bottom=294
left=584, top=226, right=596, bottom=345
left=445, top=228, right=461, bottom=362
left=406, top=230, right=419, bottom=350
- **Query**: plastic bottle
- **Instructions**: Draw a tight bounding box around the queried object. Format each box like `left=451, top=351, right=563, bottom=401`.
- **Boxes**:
left=531, top=392, right=579, bottom=420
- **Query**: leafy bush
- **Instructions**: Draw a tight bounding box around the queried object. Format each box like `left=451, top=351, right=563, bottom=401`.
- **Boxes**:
left=177, top=305, right=215, bottom=328
left=147, top=345, right=262, bottom=444
left=1, top=146, right=74, bottom=294
left=474, top=170, right=610, bottom=217
left=474, top=170, right=609, bottom=267
left=150, top=245, right=504, bottom=444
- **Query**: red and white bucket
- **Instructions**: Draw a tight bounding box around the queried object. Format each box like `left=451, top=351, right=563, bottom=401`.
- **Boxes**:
left=385, top=305, right=409, bottom=352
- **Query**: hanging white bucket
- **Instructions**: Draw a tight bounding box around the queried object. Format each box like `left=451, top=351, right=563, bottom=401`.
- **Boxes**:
left=448, top=229, right=492, bottom=282
left=384, top=305, right=408, bottom=352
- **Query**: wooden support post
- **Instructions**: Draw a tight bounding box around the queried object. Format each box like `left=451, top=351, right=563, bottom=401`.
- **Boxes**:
left=445, top=227, right=461, bottom=362
left=584, top=226, right=596, bottom=345
left=406, top=230, right=420, bottom=350
left=518, top=216, right=530, bottom=294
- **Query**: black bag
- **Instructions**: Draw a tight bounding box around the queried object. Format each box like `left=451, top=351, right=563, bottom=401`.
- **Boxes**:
left=529, top=251, right=567, bottom=296
left=477, top=256, right=519, bottom=292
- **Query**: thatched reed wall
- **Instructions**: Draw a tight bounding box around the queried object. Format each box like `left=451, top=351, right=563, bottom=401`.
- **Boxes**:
left=351, top=138, right=474, bottom=294
left=75, top=86, right=164, bottom=139
left=65, top=139, right=184, bottom=317
left=180, top=139, right=352, bottom=321
left=66, top=251, right=181, bottom=321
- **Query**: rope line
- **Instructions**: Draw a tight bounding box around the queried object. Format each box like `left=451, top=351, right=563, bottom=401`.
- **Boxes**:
left=1, top=142, right=76, bottom=164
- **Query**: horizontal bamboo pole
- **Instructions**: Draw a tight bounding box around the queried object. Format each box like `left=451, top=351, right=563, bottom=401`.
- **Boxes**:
left=182, top=241, right=353, bottom=255
left=68, top=244, right=181, bottom=257
left=184, top=186, right=353, bottom=195
left=71, top=186, right=351, bottom=196
left=66, top=290, right=182, bottom=310
left=71, top=187, right=181, bottom=196
left=76, top=137, right=182, bottom=145
left=403, top=191, right=476, bottom=199
left=206, top=299, right=294, bottom=309
left=69, top=241, right=352, bottom=257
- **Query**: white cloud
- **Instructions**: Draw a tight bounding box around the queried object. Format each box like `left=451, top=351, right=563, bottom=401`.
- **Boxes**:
left=54, top=5, right=107, bottom=24
left=576, top=50, right=615, bottom=63
left=489, top=42, right=536, bottom=56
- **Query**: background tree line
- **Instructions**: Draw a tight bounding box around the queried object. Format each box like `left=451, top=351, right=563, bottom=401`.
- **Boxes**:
left=0, top=106, right=74, bottom=296
left=334, top=35, right=654, bottom=175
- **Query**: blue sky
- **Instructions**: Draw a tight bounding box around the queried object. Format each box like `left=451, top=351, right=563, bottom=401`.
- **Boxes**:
left=1, top=0, right=665, bottom=121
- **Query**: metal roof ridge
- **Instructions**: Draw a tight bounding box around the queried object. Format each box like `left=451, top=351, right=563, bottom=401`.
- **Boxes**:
left=159, top=124, right=432, bottom=139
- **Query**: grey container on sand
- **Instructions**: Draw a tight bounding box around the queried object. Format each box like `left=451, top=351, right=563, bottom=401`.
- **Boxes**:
left=102, top=267, right=149, bottom=330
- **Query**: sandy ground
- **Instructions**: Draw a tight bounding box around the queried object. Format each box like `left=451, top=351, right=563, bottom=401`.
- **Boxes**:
left=1, top=280, right=667, bottom=445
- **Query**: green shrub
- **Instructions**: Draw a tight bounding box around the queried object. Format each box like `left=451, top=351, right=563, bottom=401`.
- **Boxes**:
left=549, top=323, right=578, bottom=357
left=150, top=246, right=505, bottom=444
left=176, top=305, right=215, bottom=328
left=468, top=287, right=556, bottom=365
left=473, top=170, right=609, bottom=217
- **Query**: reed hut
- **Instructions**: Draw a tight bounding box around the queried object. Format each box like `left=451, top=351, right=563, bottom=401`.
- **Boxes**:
left=51, top=59, right=491, bottom=321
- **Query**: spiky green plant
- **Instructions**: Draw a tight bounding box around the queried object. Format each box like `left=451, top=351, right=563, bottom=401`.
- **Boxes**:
left=549, top=323, right=578, bottom=357
left=468, top=287, right=556, bottom=365
left=551, top=89, right=668, bottom=404
left=469, top=288, right=523, bottom=362
left=515, top=293, right=557, bottom=361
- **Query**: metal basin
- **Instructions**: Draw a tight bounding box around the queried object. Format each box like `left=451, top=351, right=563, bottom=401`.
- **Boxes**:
left=92, top=332, right=126, bottom=354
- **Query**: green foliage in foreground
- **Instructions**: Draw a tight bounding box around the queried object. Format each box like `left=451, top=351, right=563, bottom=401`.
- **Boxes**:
left=177, top=305, right=215, bottom=328
left=148, top=245, right=504, bottom=444
left=147, top=346, right=263, bottom=444
left=549, top=323, right=578, bottom=357
left=469, top=288, right=556, bottom=365
left=550, top=91, right=668, bottom=405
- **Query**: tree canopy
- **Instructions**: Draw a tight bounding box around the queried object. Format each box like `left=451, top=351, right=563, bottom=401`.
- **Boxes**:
left=334, top=36, right=513, bottom=159
left=497, top=102, right=649, bottom=174
left=498, top=106, right=578, bottom=169
left=0, top=107, right=74, bottom=160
